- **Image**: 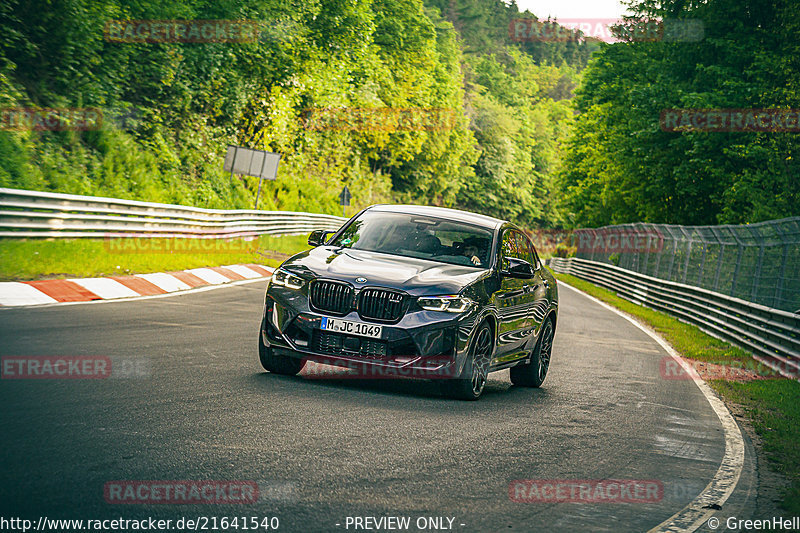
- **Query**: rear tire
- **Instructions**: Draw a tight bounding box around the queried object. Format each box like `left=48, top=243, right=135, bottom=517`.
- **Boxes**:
left=444, top=321, right=493, bottom=401
left=259, top=317, right=305, bottom=376
left=510, top=317, right=554, bottom=388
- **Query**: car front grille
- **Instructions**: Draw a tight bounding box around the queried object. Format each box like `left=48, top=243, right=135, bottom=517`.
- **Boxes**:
left=310, top=280, right=354, bottom=315
left=358, top=289, right=405, bottom=322
left=312, top=330, right=388, bottom=359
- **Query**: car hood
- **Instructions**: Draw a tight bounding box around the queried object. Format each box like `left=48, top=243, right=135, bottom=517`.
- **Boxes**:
left=281, top=246, right=491, bottom=296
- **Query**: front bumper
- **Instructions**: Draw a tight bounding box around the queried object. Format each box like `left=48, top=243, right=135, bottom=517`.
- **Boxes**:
left=262, top=286, right=478, bottom=379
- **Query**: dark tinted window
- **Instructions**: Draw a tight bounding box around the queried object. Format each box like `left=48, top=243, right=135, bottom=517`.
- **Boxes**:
left=329, top=211, right=494, bottom=267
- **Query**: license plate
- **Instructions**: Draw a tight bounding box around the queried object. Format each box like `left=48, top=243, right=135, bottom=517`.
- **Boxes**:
left=320, top=317, right=383, bottom=339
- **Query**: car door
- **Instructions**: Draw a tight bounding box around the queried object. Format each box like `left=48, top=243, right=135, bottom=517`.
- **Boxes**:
left=493, top=230, right=537, bottom=363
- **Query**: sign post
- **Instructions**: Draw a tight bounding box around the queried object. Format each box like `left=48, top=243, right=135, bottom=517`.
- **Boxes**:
left=339, top=186, right=351, bottom=218
left=223, top=145, right=281, bottom=209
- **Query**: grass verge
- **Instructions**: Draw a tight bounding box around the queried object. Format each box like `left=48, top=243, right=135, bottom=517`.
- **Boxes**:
left=554, top=272, right=800, bottom=514
left=0, top=235, right=310, bottom=280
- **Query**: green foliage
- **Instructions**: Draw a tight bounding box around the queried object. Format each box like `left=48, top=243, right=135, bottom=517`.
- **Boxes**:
left=553, top=243, right=574, bottom=258
left=458, top=51, right=576, bottom=227
left=1, top=0, right=589, bottom=226
left=559, top=0, right=800, bottom=227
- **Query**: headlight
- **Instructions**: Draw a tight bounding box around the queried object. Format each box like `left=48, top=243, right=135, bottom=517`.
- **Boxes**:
left=271, top=268, right=305, bottom=290
left=418, top=295, right=474, bottom=313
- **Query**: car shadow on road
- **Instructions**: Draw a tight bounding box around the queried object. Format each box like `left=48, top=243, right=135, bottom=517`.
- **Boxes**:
left=244, top=370, right=552, bottom=409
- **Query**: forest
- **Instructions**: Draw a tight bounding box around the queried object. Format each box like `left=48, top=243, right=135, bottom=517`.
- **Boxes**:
left=1, top=0, right=796, bottom=228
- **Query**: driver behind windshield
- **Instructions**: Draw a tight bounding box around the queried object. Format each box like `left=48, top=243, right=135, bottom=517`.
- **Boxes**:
left=463, top=244, right=481, bottom=266
left=458, top=236, right=489, bottom=267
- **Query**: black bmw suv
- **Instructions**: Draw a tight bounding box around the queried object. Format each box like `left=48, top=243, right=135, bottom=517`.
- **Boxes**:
left=259, top=204, right=558, bottom=400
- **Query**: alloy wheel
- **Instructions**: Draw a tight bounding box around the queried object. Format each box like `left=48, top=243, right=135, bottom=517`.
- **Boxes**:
left=538, top=320, right=554, bottom=382
left=471, top=326, right=493, bottom=396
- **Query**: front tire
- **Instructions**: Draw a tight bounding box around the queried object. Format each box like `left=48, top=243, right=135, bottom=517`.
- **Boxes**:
left=510, top=317, right=554, bottom=388
left=259, top=318, right=305, bottom=376
left=444, top=321, right=493, bottom=401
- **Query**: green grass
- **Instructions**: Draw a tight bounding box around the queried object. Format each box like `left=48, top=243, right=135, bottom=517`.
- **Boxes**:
left=554, top=272, right=800, bottom=514
left=0, top=235, right=311, bottom=280
left=713, top=379, right=800, bottom=511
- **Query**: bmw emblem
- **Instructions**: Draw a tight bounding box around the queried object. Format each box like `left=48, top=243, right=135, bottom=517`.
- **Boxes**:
left=355, top=277, right=367, bottom=283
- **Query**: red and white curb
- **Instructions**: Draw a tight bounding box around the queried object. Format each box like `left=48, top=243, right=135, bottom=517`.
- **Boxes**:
left=0, top=264, right=274, bottom=307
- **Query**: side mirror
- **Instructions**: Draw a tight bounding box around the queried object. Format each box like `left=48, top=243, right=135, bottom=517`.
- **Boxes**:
left=500, top=257, right=535, bottom=279
left=308, top=230, right=334, bottom=247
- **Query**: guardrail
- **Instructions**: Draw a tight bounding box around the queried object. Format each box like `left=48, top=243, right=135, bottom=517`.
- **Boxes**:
left=0, top=188, right=347, bottom=238
left=548, top=257, right=800, bottom=380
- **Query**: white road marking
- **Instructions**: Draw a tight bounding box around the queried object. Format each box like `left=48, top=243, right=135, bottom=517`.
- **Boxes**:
left=559, top=281, right=745, bottom=533
left=135, top=273, right=191, bottom=292
left=0, top=277, right=269, bottom=309
left=185, top=268, right=232, bottom=285
left=68, top=278, right=139, bottom=299
left=0, top=282, right=58, bottom=306
left=222, top=264, right=262, bottom=279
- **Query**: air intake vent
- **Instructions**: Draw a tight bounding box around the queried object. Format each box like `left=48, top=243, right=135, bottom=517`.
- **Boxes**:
left=312, top=330, right=388, bottom=359
left=359, top=289, right=405, bottom=322
left=310, top=281, right=354, bottom=315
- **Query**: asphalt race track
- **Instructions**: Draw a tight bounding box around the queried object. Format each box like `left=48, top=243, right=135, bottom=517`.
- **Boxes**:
left=0, top=281, right=757, bottom=532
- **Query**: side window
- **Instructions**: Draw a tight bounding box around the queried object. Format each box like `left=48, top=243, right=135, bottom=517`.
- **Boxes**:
left=500, top=231, right=513, bottom=264
left=500, top=230, right=528, bottom=268
left=523, top=234, right=541, bottom=269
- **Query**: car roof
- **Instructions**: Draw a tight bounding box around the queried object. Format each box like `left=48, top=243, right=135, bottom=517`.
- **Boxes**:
left=366, top=204, right=505, bottom=230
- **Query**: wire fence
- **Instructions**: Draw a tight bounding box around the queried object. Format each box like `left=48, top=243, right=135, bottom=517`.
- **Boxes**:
left=569, top=217, right=800, bottom=313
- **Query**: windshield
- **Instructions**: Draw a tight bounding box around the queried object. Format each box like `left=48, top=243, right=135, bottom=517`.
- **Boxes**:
left=329, top=211, right=494, bottom=268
